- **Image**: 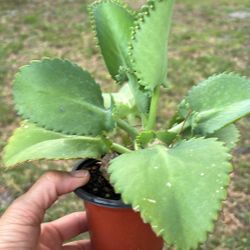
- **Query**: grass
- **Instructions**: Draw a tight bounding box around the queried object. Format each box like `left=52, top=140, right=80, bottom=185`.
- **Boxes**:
left=0, top=0, right=249, bottom=249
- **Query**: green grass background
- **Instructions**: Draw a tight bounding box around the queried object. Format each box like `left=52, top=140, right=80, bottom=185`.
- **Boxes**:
left=0, top=0, right=249, bottom=249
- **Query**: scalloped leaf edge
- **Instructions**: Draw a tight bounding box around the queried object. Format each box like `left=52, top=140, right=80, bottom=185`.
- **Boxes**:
left=128, top=0, right=172, bottom=91
left=89, top=0, right=136, bottom=84
left=109, top=137, right=233, bottom=250
left=13, top=58, right=114, bottom=136
left=178, top=72, right=250, bottom=134
left=3, top=122, right=111, bottom=168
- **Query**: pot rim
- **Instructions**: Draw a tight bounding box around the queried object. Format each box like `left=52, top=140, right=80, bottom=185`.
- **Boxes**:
left=73, top=159, right=131, bottom=209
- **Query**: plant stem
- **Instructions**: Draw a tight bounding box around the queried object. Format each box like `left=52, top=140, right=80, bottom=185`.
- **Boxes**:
left=117, top=119, right=138, bottom=139
left=145, top=86, right=160, bottom=130
left=111, top=143, right=132, bottom=154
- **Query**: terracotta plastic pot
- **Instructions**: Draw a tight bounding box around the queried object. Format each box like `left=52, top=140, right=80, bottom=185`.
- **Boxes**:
left=74, top=159, right=164, bottom=250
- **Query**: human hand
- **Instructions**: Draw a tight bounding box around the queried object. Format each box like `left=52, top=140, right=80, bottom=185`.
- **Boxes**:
left=0, top=170, right=91, bottom=250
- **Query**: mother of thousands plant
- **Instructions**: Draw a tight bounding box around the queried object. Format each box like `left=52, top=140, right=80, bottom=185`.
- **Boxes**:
left=3, top=0, right=250, bottom=249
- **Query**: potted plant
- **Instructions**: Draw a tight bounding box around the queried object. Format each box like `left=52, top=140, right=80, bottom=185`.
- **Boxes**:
left=2, top=0, right=250, bottom=249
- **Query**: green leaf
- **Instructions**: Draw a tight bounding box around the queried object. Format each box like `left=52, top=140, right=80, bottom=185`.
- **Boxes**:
left=109, top=138, right=232, bottom=250
left=90, top=0, right=135, bottom=82
left=136, top=130, right=155, bottom=147
left=112, top=83, right=135, bottom=109
left=209, top=124, right=240, bottom=150
left=129, top=0, right=174, bottom=91
left=13, top=59, right=114, bottom=136
left=179, top=73, right=250, bottom=134
left=127, top=74, right=150, bottom=115
left=113, top=84, right=138, bottom=118
left=3, top=123, right=109, bottom=167
left=103, top=83, right=136, bottom=117
left=90, top=2, right=150, bottom=114
left=156, top=130, right=177, bottom=145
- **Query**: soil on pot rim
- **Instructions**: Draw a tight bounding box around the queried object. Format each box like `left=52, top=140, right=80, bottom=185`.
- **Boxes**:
left=78, top=157, right=121, bottom=200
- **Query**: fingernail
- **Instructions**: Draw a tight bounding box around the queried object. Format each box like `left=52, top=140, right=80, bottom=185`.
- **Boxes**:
left=70, top=170, right=89, bottom=178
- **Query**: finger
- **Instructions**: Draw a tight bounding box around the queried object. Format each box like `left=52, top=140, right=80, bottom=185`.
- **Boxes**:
left=1, top=170, right=89, bottom=226
left=42, top=212, right=88, bottom=242
left=63, top=240, right=92, bottom=250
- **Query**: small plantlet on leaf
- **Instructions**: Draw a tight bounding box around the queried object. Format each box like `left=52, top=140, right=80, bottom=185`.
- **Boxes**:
left=2, top=0, right=250, bottom=249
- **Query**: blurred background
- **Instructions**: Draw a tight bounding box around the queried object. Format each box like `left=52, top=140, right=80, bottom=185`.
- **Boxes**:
left=0, top=0, right=249, bottom=249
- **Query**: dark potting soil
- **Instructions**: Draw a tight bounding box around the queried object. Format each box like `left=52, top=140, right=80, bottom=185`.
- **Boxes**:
left=78, top=159, right=121, bottom=200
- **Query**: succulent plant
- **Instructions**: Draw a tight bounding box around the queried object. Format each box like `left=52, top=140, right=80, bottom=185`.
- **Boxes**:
left=3, top=0, right=250, bottom=249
